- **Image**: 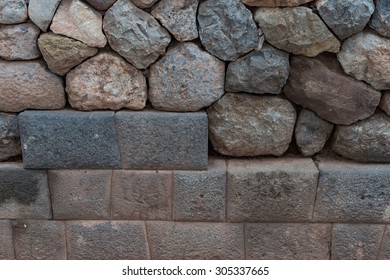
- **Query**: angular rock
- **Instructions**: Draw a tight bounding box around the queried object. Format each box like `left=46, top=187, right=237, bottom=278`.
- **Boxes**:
left=0, top=114, right=21, bottom=161
left=255, top=7, right=340, bottom=57
left=331, top=112, right=390, bottom=163
left=208, top=93, right=296, bottom=157
left=338, top=31, right=390, bottom=90
left=103, top=0, right=171, bottom=69
left=198, top=0, right=258, bottom=61
left=315, top=0, right=374, bottom=40
left=84, top=0, right=117, bottom=10
left=225, top=44, right=289, bottom=94
left=227, top=158, right=319, bottom=222
left=151, top=0, right=198, bottom=42
left=242, top=0, right=313, bottom=6
left=378, top=226, right=390, bottom=259
left=50, top=0, right=107, bottom=48
left=38, top=33, right=98, bottom=76
left=0, top=0, right=27, bottom=24
left=0, top=23, right=41, bottom=60
left=149, top=43, right=225, bottom=111
left=369, top=0, right=390, bottom=38
left=28, top=0, right=61, bottom=32
left=284, top=54, right=381, bottom=125
left=0, top=220, right=15, bottom=259
left=131, top=0, right=160, bottom=8
left=295, top=109, right=334, bottom=157
left=380, top=92, right=390, bottom=117
left=0, top=60, right=65, bottom=112
left=66, top=52, right=147, bottom=111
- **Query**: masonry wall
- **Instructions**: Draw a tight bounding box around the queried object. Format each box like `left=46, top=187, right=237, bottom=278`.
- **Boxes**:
left=1, top=0, right=390, bottom=260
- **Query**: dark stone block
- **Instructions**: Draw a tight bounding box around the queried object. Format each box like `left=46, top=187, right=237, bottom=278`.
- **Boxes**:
left=0, top=220, right=15, bottom=259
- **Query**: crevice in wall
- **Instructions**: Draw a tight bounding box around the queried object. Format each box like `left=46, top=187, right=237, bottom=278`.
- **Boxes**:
left=377, top=224, right=387, bottom=260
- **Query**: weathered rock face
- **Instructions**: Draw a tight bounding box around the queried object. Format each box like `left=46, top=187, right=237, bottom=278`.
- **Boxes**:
left=0, top=23, right=41, bottom=60
left=369, top=0, right=390, bottom=38
left=103, top=0, right=171, bottom=69
left=0, top=60, right=65, bottom=112
left=242, top=0, right=313, bottom=6
left=50, top=0, right=107, bottom=48
left=284, top=54, right=381, bottom=125
left=198, top=0, right=259, bottom=61
left=295, top=109, right=334, bottom=157
left=149, top=43, right=225, bottom=112
left=66, top=52, right=147, bottom=111
left=131, top=0, right=160, bottom=8
left=255, top=7, right=340, bottom=57
left=380, top=92, right=390, bottom=117
left=208, top=93, right=296, bottom=157
left=38, top=33, right=98, bottom=76
left=84, top=0, right=117, bottom=10
left=315, top=0, right=375, bottom=40
left=337, top=30, right=390, bottom=91
left=0, top=0, right=27, bottom=24
left=0, top=113, right=21, bottom=161
left=151, top=0, right=198, bottom=42
left=28, top=0, right=61, bottom=32
left=331, top=112, right=390, bottom=163
left=225, top=44, right=289, bottom=94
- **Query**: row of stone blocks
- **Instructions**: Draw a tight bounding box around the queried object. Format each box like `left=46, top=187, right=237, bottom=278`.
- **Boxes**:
left=1, top=220, right=390, bottom=260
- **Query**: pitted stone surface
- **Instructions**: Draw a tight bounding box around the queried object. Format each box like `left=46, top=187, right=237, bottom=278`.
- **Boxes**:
left=0, top=113, right=21, bottom=161
left=28, top=0, right=61, bottom=31
left=85, top=0, right=117, bottom=10
left=242, top=0, right=313, bottom=6
left=369, top=0, right=390, bottom=38
left=0, top=220, right=15, bottom=259
left=0, top=0, right=27, bottom=24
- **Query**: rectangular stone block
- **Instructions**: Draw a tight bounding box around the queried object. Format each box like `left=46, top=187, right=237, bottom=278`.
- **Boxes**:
left=313, top=160, right=390, bottom=223
left=332, top=224, right=385, bottom=260
left=146, top=221, right=244, bottom=259
left=0, top=220, right=15, bottom=259
left=0, top=163, right=51, bottom=219
left=227, top=158, right=319, bottom=222
left=12, top=220, right=66, bottom=260
left=378, top=225, right=390, bottom=259
left=66, top=221, right=149, bottom=260
left=115, top=111, right=208, bottom=170
left=19, top=110, right=121, bottom=169
left=111, top=170, right=172, bottom=220
left=173, top=159, right=226, bottom=221
left=245, top=223, right=331, bottom=260
left=48, top=170, right=112, bottom=219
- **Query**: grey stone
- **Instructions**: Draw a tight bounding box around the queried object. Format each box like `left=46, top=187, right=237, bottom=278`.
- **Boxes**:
left=28, top=0, right=61, bottom=31
left=12, top=220, right=66, bottom=260
left=0, top=0, right=27, bottom=24
left=380, top=92, right=390, bottom=117
left=378, top=226, right=390, bottom=259
left=313, top=160, right=390, bottom=222
left=331, top=112, right=390, bottom=163
left=66, top=221, right=149, bottom=259
left=284, top=54, right=381, bottom=125
left=0, top=220, right=14, bottom=259
left=0, top=163, right=51, bottom=219
left=18, top=110, right=121, bottom=169
left=255, top=7, right=340, bottom=57
left=208, top=93, right=296, bottom=157
left=246, top=223, right=331, bottom=259
left=85, top=0, right=117, bottom=10
left=225, top=44, right=290, bottom=94
left=315, top=0, right=375, bottom=40
left=337, top=30, right=390, bottom=90
left=369, top=0, right=390, bottom=38
left=115, top=111, right=208, bottom=170
left=295, top=109, right=334, bottom=156
left=198, top=0, right=258, bottom=61
left=149, top=43, right=225, bottom=112
left=131, top=0, right=160, bottom=8
left=332, top=224, right=385, bottom=260
left=0, top=113, right=21, bottom=161
left=147, top=221, right=244, bottom=259
left=173, top=159, right=226, bottom=221
left=242, top=0, right=313, bottom=6
left=0, top=23, right=41, bottom=60
left=227, top=158, right=319, bottom=222
left=103, top=0, right=171, bottom=69
left=151, top=0, right=198, bottom=42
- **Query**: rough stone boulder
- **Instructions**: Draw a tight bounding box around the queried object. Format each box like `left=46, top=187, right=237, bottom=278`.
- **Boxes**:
left=369, top=0, right=390, bottom=38
left=380, top=92, right=390, bottom=117
left=0, top=0, right=27, bottom=24
left=84, top=0, right=117, bottom=10
left=131, top=0, right=160, bottom=8
left=0, top=114, right=21, bottom=161
left=28, top=0, right=61, bottom=32
left=242, top=0, right=313, bottom=6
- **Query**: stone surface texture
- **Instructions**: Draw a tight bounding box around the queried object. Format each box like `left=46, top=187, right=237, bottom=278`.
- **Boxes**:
left=149, top=43, right=225, bottom=112
left=85, top=0, right=117, bottom=10
left=337, top=30, right=390, bottom=90
left=198, top=0, right=258, bottom=61
left=331, top=112, right=390, bottom=163
left=0, top=0, right=27, bottom=24
left=131, top=0, right=160, bottom=8
left=284, top=54, right=381, bottom=125
left=225, top=44, right=290, bottom=94
left=242, top=0, right=313, bottom=6
left=378, top=226, right=390, bottom=259
left=0, top=60, right=65, bottom=112
left=66, top=52, right=147, bottom=111
left=227, top=158, right=319, bottom=222
left=103, top=0, right=171, bottom=69
left=0, top=113, right=21, bottom=161
left=151, top=0, right=199, bottom=41
left=208, top=93, right=296, bottom=157
left=380, top=92, right=390, bottom=116
left=0, top=23, right=41, bottom=60
left=369, top=0, right=390, bottom=38
left=255, top=7, right=340, bottom=57
left=28, top=0, right=61, bottom=31
left=50, top=0, right=107, bottom=48
left=0, top=220, right=15, bottom=259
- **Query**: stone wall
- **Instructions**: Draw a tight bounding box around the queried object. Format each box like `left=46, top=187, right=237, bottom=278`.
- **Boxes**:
left=0, top=0, right=390, bottom=259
